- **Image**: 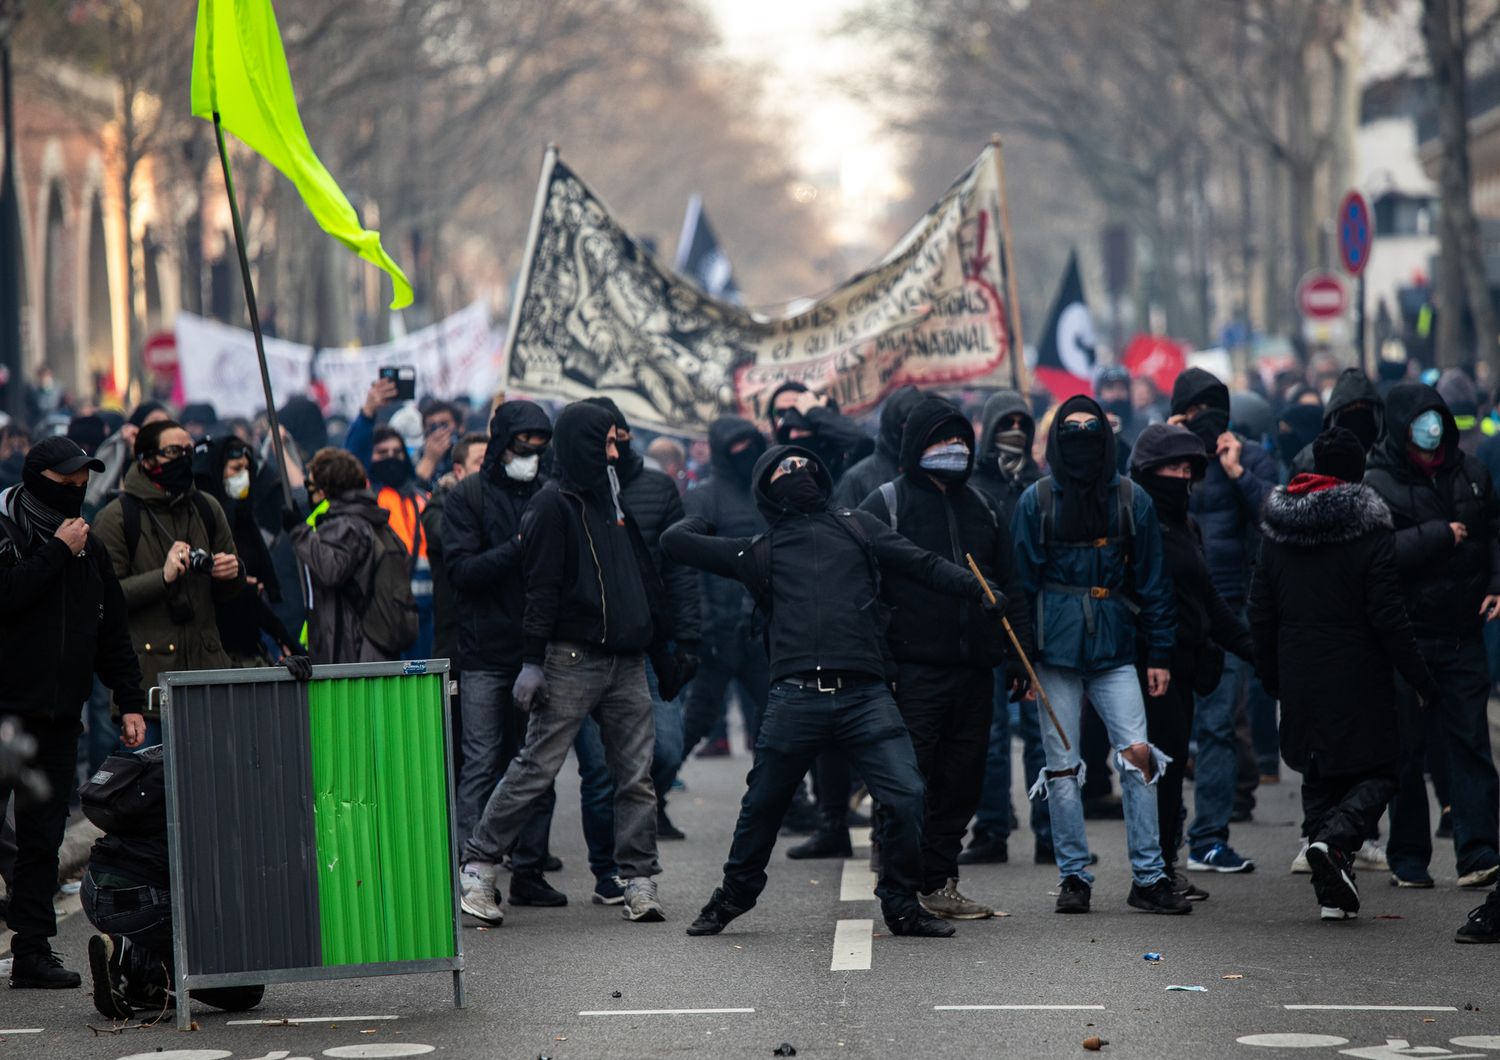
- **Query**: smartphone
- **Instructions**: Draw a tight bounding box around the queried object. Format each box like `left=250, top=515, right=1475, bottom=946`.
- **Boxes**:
left=380, top=365, right=416, bottom=402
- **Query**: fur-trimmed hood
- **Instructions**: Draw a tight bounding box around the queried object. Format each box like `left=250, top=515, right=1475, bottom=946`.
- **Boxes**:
left=1261, top=481, right=1392, bottom=546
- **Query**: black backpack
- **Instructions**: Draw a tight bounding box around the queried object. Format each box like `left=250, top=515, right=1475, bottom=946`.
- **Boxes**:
left=345, top=520, right=420, bottom=656
left=81, top=747, right=166, bottom=838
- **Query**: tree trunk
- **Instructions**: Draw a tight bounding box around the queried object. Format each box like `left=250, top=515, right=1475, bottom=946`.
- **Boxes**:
left=1422, top=0, right=1500, bottom=374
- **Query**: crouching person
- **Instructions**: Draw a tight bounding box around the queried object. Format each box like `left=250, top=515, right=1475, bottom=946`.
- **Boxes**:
left=1250, top=428, right=1440, bottom=921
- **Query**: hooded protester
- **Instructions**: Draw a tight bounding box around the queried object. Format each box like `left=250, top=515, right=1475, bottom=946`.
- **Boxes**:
left=1291, top=367, right=1384, bottom=473
left=1362, top=383, right=1500, bottom=891
left=85, top=402, right=171, bottom=520
left=1437, top=369, right=1483, bottom=457
left=1010, top=395, right=1185, bottom=915
left=663, top=441, right=1003, bottom=939
left=1275, top=403, right=1325, bottom=483
left=832, top=384, right=924, bottom=508
left=193, top=435, right=297, bottom=667
left=1251, top=427, right=1441, bottom=920
left=178, top=403, right=218, bottom=442
left=856, top=397, right=1034, bottom=919
left=963, top=388, right=1052, bottom=866
left=460, top=402, right=666, bottom=926
left=0, top=437, right=146, bottom=989
left=765, top=381, right=867, bottom=483
left=442, top=402, right=563, bottom=911
left=1096, top=365, right=1139, bottom=468
left=1168, top=367, right=1277, bottom=874
left=1129, top=423, right=1255, bottom=902
left=368, top=425, right=432, bottom=659
left=92, top=421, right=244, bottom=740
left=276, top=395, right=328, bottom=465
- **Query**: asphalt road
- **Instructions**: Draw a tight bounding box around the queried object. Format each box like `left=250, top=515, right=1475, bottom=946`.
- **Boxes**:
left=4, top=734, right=1498, bottom=1060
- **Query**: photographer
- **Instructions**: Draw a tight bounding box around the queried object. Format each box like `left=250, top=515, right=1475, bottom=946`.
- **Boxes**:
left=93, top=421, right=244, bottom=746
left=0, top=437, right=146, bottom=989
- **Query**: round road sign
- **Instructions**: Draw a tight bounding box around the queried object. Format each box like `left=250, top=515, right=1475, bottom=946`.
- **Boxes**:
left=1297, top=271, right=1348, bottom=320
left=1338, top=190, right=1373, bottom=276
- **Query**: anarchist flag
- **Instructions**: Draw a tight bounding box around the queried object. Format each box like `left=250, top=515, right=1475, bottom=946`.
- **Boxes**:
left=1033, top=252, right=1096, bottom=401
left=675, top=194, right=742, bottom=305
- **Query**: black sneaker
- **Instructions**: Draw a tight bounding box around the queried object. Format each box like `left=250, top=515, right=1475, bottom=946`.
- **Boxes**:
left=1128, top=877, right=1193, bottom=915
left=9, top=947, right=83, bottom=989
left=1306, top=841, right=1359, bottom=914
left=686, top=889, right=750, bottom=936
left=509, top=872, right=568, bottom=907
left=592, top=875, right=626, bottom=906
left=787, top=829, right=853, bottom=860
left=886, top=909, right=957, bottom=938
left=779, top=792, right=821, bottom=835
left=1055, top=875, right=1091, bottom=914
left=87, top=935, right=133, bottom=1019
left=1170, top=870, right=1210, bottom=902
left=1454, top=891, right=1500, bottom=944
left=657, top=810, right=687, bottom=841
left=958, top=832, right=1009, bottom=865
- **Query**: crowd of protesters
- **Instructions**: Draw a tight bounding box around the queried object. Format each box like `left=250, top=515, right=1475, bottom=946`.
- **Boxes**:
left=3, top=349, right=1500, bottom=1019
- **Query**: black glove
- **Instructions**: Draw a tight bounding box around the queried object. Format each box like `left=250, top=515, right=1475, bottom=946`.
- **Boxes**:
left=671, top=640, right=701, bottom=696
left=513, top=663, right=549, bottom=713
left=980, top=589, right=1008, bottom=616
left=283, top=654, right=313, bottom=682
left=1006, top=661, right=1031, bottom=701
left=652, top=644, right=688, bottom=703
left=281, top=506, right=306, bottom=533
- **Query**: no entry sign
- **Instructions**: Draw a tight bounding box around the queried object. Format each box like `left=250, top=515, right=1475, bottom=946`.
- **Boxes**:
left=1338, top=190, right=1373, bottom=276
left=1297, top=271, right=1348, bottom=320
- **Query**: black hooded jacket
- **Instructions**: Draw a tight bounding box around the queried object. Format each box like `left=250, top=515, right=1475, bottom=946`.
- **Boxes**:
left=662, top=443, right=987, bottom=683
left=521, top=402, right=654, bottom=663
left=1362, top=383, right=1500, bottom=636
left=1291, top=368, right=1384, bottom=473
left=832, top=385, right=923, bottom=509
left=971, top=389, right=1042, bottom=524
left=683, top=416, right=768, bottom=643
left=443, top=400, right=553, bottom=671
left=857, top=397, right=1033, bottom=668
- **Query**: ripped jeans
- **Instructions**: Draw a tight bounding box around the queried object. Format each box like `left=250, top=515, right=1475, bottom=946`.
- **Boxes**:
left=1031, top=664, right=1168, bottom=887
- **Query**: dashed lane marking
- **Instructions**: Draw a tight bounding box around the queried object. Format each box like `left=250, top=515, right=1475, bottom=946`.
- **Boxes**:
left=1283, top=1006, right=1460, bottom=1012
left=935, top=1005, right=1107, bottom=1011
left=322, top=1047, right=435, bottom=1058
left=0, top=1029, right=44, bottom=1034
left=578, top=1008, right=755, bottom=1016
left=831, top=918, right=874, bottom=971
left=1237, top=1034, right=1351, bottom=1048
left=839, top=858, right=876, bottom=901
left=849, top=826, right=872, bottom=848
left=227, top=1016, right=400, bottom=1025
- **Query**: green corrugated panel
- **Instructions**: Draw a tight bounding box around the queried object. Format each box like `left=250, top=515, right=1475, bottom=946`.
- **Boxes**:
left=310, top=673, right=454, bottom=966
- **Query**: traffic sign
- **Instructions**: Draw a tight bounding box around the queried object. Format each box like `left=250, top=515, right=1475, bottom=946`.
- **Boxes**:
left=1338, top=190, right=1373, bottom=276
left=1297, top=271, right=1348, bottom=320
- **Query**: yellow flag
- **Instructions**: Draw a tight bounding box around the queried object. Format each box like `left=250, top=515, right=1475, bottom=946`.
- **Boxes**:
left=191, top=0, right=413, bottom=310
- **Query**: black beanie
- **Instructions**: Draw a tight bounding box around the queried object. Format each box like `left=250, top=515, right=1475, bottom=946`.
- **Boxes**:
left=1312, top=426, right=1366, bottom=484
left=582, top=396, right=630, bottom=432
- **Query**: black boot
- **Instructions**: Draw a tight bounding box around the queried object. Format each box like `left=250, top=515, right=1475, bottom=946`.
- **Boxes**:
left=958, top=830, right=1009, bottom=865
left=657, top=808, right=687, bottom=841
left=780, top=786, right=821, bottom=835
left=686, top=888, right=751, bottom=936
left=87, top=935, right=133, bottom=1019
left=787, top=808, right=852, bottom=859
left=9, top=947, right=82, bottom=989
left=886, top=909, right=956, bottom=938
left=509, top=872, right=568, bottom=907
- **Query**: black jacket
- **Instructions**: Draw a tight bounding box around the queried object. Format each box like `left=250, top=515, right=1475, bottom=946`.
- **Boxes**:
left=521, top=403, right=654, bottom=663
left=1292, top=368, right=1384, bottom=474
left=1362, top=383, right=1500, bottom=637
left=970, top=389, right=1042, bottom=525
left=616, top=446, right=700, bottom=644
left=0, top=486, right=145, bottom=719
left=422, top=484, right=457, bottom=667
left=661, top=443, right=987, bottom=683
left=857, top=397, right=1032, bottom=668
left=443, top=400, right=553, bottom=672
left=832, top=384, right=923, bottom=509
left=682, top=416, right=768, bottom=643
left=1250, top=478, right=1437, bottom=776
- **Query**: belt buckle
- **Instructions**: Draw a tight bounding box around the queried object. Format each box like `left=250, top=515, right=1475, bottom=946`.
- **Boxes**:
left=1089, top=587, right=1110, bottom=600
left=816, top=674, right=841, bottom=693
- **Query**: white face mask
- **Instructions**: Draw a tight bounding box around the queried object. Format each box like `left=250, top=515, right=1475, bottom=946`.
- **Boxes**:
left=503, top=453, right=539, bottom=482
left=225, top=469, right=251, bottom=499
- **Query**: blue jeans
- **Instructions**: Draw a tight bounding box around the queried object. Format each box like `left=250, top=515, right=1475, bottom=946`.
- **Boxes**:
left=1188, top=649, right=1248, bottom=852
left=1032, top=664, right=1167, bottom=886
left=576, top=659, right=685, bottom=879
left=973, top=668, right=1050, bottom=846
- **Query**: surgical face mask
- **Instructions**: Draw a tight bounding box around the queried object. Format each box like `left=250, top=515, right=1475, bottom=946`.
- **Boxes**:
left=1410, top=409, right=1444, bottom=452
left=503, top=453, right=540, bottom=482
left=225, top=469, right=251, bottom=499
left=918, top=442, right=971, bottom=473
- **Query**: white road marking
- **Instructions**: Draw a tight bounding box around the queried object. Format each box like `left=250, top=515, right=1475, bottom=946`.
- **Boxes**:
left=578, top=1008, right=755, bottom=1016
left=0, top=1029, right=45, bottom=1034
left=849, top=826, right=872, bottom=849
left=1282, top=1005, right=1459, bottom=1012
left=228, top=1016, right=400, bottom=1025
left=839, top=858, right=877, bottom=901
left=935, top=1005, right=1106, bottom=1011
left=113, top=1052, right=233, bottom=1060
left=1237, top=1033, right=1350, bottom=1048
left=322, top=1048, right=435, bottom=1058
left=831, top=918, right=874, bottom=971
left=1451, top=1038, right=1500, bottom=1050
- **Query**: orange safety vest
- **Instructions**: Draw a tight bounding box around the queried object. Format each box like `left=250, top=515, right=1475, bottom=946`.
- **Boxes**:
left=376, top=486, right=428, bottom=559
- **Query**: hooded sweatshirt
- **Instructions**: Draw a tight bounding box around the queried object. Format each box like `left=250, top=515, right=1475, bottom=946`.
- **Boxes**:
left=971, top=389, right=1041, bottom=523
left=521, top=402, right=653, bottom=663
left=1362, top=382, right=1500, bottom=635
left=290, top=488, right=398, bottom=664
left=832, top=384, right=924, bottom=508
left=683, top=416, right=769, bottom=643
left=1291, top=368, right=1385, bottom=474
left=1436, top=368, right=1482, bottom=456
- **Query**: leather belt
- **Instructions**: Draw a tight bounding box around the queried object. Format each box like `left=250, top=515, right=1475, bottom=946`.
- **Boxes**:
left=778, top=672, right=877, bottom=693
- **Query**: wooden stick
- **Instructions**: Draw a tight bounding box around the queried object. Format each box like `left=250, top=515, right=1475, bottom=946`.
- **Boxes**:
left=965, top=552, right=1070, bottom=752
left=991, top=135, right=1028, bottom=396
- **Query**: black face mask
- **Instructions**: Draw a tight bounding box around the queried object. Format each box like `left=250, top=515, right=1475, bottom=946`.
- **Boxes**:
left=369, top=456, right=413, bottom=490
left=768, top=469, right=826, bottom=513
left=1276, top=431, right=1304, bottom=468
left=1140, top=472, right=1191, bottom=523
left=726, top=446, right=760, bottom=487
left=1333, top=406, right=1379, bottom=452
left=1187, top=409, right=1230, bottom=453
left=145, top=454, right=195, bottom=496
left=22, top=468, right=85, bottom=520
left=1055, top=430, right=1106, bottom=483
left=1100, top=398, right=1133, bottom=426
left=615, top=437, right=632, bottom=462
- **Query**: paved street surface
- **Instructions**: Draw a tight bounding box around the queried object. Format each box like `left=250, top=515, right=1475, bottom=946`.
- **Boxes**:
left=4, top=736, right=1498, bottom=1060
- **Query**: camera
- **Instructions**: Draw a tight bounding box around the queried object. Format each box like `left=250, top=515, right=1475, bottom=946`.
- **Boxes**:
left=187, top=547, right=214, bottom=574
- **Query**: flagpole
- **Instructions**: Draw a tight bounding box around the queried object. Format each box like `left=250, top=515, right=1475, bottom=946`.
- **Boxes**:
left=497, top=143, right=559, bottom=392
left=992, top=135, right=1028, bottom=395
left=213, top=112, right=295, bottom=510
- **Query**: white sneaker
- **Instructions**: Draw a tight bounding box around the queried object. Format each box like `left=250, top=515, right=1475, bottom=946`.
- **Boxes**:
left=1458, top=864, right=1500, bottom=889
left=622, top=877, right=666, bottom=922
left=1355, top=839, right=1389, bottom=871
left=460, top=861, right=504, bottom=924
left=1291, top=838, right=1311, bottom=875
left=1320, top=906, right=1357, bottom=921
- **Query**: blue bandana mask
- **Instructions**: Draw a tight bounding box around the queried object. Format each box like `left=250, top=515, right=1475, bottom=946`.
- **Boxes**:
left=1410, top=409, right=1444, bottom=452
left=918, top=442, right=971, bottom=473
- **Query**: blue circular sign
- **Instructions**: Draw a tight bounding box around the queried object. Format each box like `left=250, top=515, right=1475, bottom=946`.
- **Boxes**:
left=1338, top=191, right=1372, bottom=276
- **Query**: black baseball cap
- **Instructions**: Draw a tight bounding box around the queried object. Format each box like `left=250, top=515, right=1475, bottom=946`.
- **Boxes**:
left=25, top=435, right=106, bottom=477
